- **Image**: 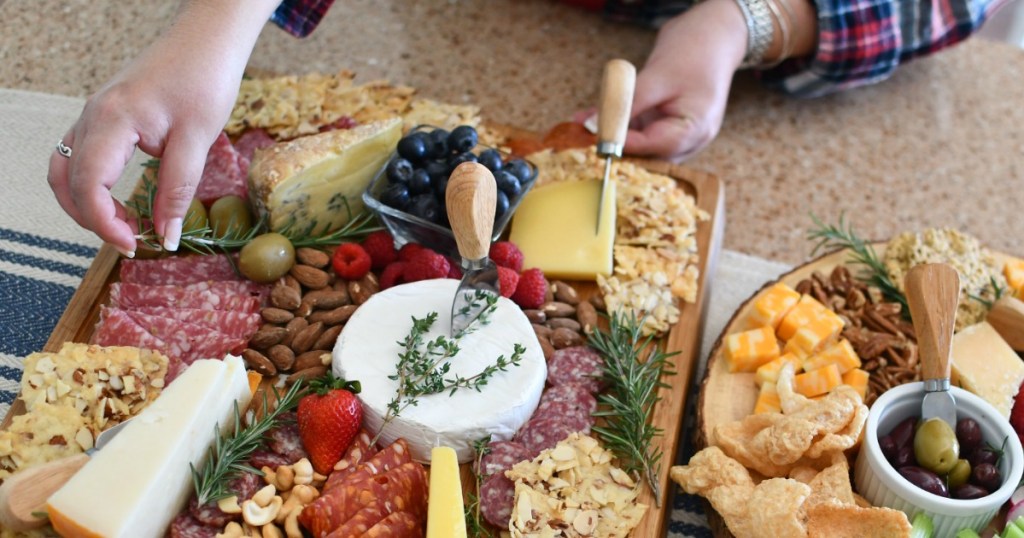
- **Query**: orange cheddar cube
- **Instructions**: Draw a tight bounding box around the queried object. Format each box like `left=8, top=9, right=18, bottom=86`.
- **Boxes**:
left=776, top=296, right=829, bottom=341
left=1006, top=257, right=1024, bottom=295
left=755, top=353, right=803, bottom=387
left=802, top=339, right=861, bottom=375
left=785, top=309, right=845, bottom=358
left=747, top=283, right=802, bottom=330
left=842, top=368, right=870, bottom=401
left=794, top=363, right=842, bottom=398
left=754, top=382, right=781, bottom=414
left=724, top=326, right=780, bottom=373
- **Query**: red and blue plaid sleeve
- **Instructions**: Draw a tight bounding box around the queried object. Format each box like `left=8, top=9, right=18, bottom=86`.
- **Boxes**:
left=270, top=0, right=336, bottom=38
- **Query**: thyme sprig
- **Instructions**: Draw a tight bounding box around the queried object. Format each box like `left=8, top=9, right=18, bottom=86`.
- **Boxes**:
left=191, top=381, right=306, bottom=505
left=372, top=310, right=525, bottom=445
left=465, top=435, right=495, bottom=538
left=587, top=311, right=675, bottom=508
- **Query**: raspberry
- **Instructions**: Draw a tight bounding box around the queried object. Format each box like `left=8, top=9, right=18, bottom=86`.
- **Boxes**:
left=403, top=249, right=451, bottom=282
left=497, top=267, right=520, bottom=298
left=379, top=262, right=408, bottom=290
left=489, top=241, right=524, bottom=273
left=361, top=231, right=397, bottom=270
left=511, top=268, right=547, bottom=309
left=397, top=243, right=425, bottom=262
left=331, top=243, right=371, bottom=280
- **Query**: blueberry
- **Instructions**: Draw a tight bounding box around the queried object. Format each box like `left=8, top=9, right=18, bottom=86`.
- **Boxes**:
left=494, top=170, right=522, bottom=198
left=433, top=175, right=450, bottom=200
left=477, top=149, right=503, bottom=172
left=409, top=194, right=442, bottom=223
left=408, top=168, right=432, bottom=195
left=503, top=159, right=532, bottom=183
left=449, top=152, right=478, bottom=169
left=447, top=125, right=479, bottom=154
left=425, top=160, right=451, bottom=182
left=494, top=190, right=510, bottom=220
left=380, top=183, right=410, bottom=210
left=428, top=129, right=450, bottom=158
left=397, top=133, right=432, bottom=163
left=386, top=158, right=414, bottom=184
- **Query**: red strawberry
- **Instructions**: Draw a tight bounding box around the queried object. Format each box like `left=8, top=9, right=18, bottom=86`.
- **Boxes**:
left=397, top=243, right=425, bottom=262
left=403, top=249, right=451, bottom=282
left=361, top=231, right=398, bottom=270
left=497, top=266, right=520, bottom=298
left=1010, top=380, right=1024, bottom=448
left=447, top=260, right=463, bottom=279
left=297, top=374, right=363, bottom=475
left=511, top=268, right=547, bottom=309
left=489, top=241, right=524, bottom=273
left=379, top=261, right=408, bottom=289
left=332, top=243, right=371, bottom=280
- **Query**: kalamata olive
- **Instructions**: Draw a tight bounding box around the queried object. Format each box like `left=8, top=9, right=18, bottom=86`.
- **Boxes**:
left=968, top=446, right=1000, bottom=468
left=182, top=198, right=208, bottom=234
left=898, top=466, right=949, bottom=497
left=947, top=458, right=972, bottom=489
left=890, top=417, right=917, bottom=450
left=238, top=233, right=295, bottom=283
left=895, top=445, right=915, bottom=468
left=972, top=462, right=1002, bottom=492
left=914, top=418, right=960, bottom=475
left=952, top=483, right=990, bottom=500
left=956, top=418, right=983, bottom=452
left=879, top=434, right=898, bottom=464
left=208, top=195, right=253, bottom=239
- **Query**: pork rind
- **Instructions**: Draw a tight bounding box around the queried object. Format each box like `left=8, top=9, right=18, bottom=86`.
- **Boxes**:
left=804, top=502, right=912, bottom=537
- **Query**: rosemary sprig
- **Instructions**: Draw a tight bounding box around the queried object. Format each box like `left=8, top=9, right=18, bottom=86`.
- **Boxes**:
left=587, top=311, right=675, bottom=508
left=465, top=435, right=494, bottom=538
left=807, top=213, right=909, bottom=316
left=969, top=275, right=1006, bottom=308
left=372, top=310, right=525, bottom=445
left=191, top=381, right=306, bottom=505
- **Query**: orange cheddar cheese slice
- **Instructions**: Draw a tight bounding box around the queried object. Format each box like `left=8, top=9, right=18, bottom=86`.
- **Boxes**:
left=784, top=309, right=845, bottom=358
left=746, top=283, right=802, bottom=330
left=776, top=295, right=829, bottom=341
left=1005, top=257, right=1024, bottom=296
left=794, top=363, right=842, bottom=397
left=755, top=353, right=802, bottom=387
left=724, top=326, right=780, bottom=373
left=802, top=339, right=861, bottom=375
left=754, top=382, right=781, bottom=414
left=841, top=368, right=870, bottom=401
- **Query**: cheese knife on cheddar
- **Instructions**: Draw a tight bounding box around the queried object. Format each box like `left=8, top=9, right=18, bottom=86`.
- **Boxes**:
left=595, top=59, right=636, bottom=234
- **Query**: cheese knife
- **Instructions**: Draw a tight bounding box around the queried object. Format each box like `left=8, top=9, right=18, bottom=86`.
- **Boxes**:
left=905, top=263, right=961, bottom=429
left=0, top=418, right=132, bottom=530
left=595, top=58, right=636, bottom=234
left=446, top=162, right=500, bottom=337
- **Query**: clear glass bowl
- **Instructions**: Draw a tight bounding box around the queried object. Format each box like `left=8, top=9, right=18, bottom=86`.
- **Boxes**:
left=362, top=125, right=538, bottom=259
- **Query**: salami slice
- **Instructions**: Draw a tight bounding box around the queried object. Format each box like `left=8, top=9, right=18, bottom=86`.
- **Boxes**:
left=123, top=309, right=247, bottom=365
left=168, top=512, right=218, bottom=538
left=91, top=307, right=185, bottom=379
left=357, top=510, right=422, bottom=538
left=248, top=449, right=293, bottom=471
left=188, top=472, right=260, bottom=527
left=547, top=346, right=604, bottom=393
left=133, top=306, right=260, bottom=342
left=195, top=132, right=247, bottom=205
left=516, top=415, right=590, bottom=457
left=266, top=413, right=308, bottom=463
left=324, top=430, right=376, bottom=490
left=330, top=439, right=412, bottom=490
left=119, top=254, right=238, bottom=286
left=478, top=440, right=532, bottom=479
left=479, top=473, right=516, bottom=528
left=233, top=128, right=276, bottom=177
left=185, top=280, right=270, bottom=304
left=109, top=282, right=260, bottom=312
left=534, top=382, right=597, bottom=420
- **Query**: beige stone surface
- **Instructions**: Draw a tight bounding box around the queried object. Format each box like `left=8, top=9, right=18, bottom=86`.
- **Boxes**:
left=1, top=0, right=1021, bottom=264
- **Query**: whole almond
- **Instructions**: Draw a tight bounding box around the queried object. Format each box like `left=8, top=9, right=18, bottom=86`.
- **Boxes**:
left=541, top=301, right=575, bottom=318
left=294, top=297, right=314, bottom=318
left=282, top=317, right=309, bottom=347
left=523, top=309, right=546, bottom=324
left=348, top=276, right=378, bottom=305
left=544, top=283, right=555, bottom=303
left=589, top=293, right=607, bottom=312
left=283, top=275, right=302, bottom=293
left=308, top=305, right=358, bottom=326
left=576, top=301, right=599, bottom=335
left=291, top=321, right=325, bottom=354
left=287, top=366, right=328, bottom=385
left=312, top=325, right=344, bottom=351
left=250, top=327, right=288, bottom=350
left=532, top=323, right=552, bottom=340
left=296, top=247, right=330, bottom=268
left=267, top=345, right=296, bottom=371
left=550, top=327, right=584, bottom=349
left=290, top=265, right=330, bottom=290
left=360, top=271, right=380, bottom=289
left=261, top=307, right=294, bottom=324
left=552, top=281, right=581, bottom=305
left=333, top=279, right=349, bottom=292
left=271, top=284, right=302, bottom=310
left=306, top=289, right=350, bottom=310
left=242, top=349, right=277, bottom=376
left=294, top=350, right=330, bottom=371
left=538, top=335, right=556, bottom=360
left=547, top=318, right=582, bottom=332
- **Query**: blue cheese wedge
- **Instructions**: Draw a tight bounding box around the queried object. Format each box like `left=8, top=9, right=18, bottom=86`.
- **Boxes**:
left=951, top=321, right=1024, bottom=417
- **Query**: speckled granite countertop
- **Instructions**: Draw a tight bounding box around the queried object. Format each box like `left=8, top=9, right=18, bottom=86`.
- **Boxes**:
left=2, top=0, right=1022, bottom=264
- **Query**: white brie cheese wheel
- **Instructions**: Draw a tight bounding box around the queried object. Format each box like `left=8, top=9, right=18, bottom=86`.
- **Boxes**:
left=333, top=279, right=546, bottom=463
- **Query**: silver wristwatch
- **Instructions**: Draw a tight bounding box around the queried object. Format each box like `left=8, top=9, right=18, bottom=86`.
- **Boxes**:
left=734, top=0, right=775, bottom=68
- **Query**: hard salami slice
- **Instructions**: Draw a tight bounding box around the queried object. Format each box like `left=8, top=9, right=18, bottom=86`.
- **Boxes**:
left=547, top=345, right=604, bottom=393
left=516, top=415, right=590, bottom=457
left=119, top=254, right=238, bottom=286
left=91, top=307, right=186, bottom=381
left=357, top=510, right=422, bottom=538
left=195, top=132, right=247, bottom=205
left=248, top=449, right=293, bottom=471
left=479, top=473, right=516, bottom=528
left=109, top=282, right=260, bottom=312
left=323, top=430, right=376, bottom=490
left=266, top=413, right=308, bottom=463
left=534, top=382, right=598, bottom=420
left=478, top=440, right=532, bottom=479
left=330, top=439, right=412, bottom=489
left=188, top=472, right=260, bottom=527
left=123, top=309, right=247, bottom=365
left=168, top=512, right=218, bottom=538
left=133, top=306, right=260, bottom=342
left=185, top=280, right=270, bottom=304
left=233, top=128, right=276, bottom=177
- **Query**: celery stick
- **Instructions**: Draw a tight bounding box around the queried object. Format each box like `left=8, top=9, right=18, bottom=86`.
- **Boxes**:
left=910, top=513, right=934, bottom=538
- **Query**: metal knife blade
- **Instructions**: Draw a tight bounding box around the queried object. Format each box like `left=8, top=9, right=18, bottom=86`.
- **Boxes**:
left=446, top=162, right=500, bottom=337
left=905, top=263, right=961, bottom=428
left=595, top=59, right=636, bottom=234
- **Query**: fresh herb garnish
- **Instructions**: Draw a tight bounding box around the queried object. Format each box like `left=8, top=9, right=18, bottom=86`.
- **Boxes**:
left=969, top=275, right=1006, bottom=308
left=191, top=381, right=306, bottom=505
left=588, top=311, right=675, bottom=507
left=465, top=435, right=495, bottom=538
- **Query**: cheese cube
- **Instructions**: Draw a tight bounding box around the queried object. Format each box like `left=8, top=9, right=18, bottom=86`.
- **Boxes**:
left=1006, top=257, right=1024, bottom=296
left=426, top=446, right=467, bottom=538
left=755, top=353, right=802, bottom=387
left=777, top=296, right=829, bottom=341
left=754, top=382, right=781, bottom=414
left=724, top=326, right=780, bottom=373
left=746, top=283, right=802, bottom=330
left=794, top=363, right=842, bottom=397
left=803, top=339, right=861, bottom=375
left=785, top=310, right=845, bottom=358
left=842, top=368, right=870, bottom=401
left=950, top=321, right=1024, bottom=418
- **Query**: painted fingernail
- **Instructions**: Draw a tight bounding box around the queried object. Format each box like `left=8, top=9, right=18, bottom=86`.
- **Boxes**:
left=116, top=247, right=136, bottom=259
left=163, top=218, right=182, bottom=252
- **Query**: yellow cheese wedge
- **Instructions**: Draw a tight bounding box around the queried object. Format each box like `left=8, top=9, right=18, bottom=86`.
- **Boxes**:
left=724, top=326, right=780, bottom=373
left=508, top=179, right=616, bottom=280
left=794, top=363, right=842, bottom=398
left=746, top=283, right=801, bottom=330
left=784, top=310, right=845, bottom=359
left=803, top=339, right=861, bottom=375
left=842, top=368, right=870, bottom=401
left=47, top=357, right=252, bottom=538
left=1005, top=257, right=1024, bottom=296
left=950, top=321, right=1024, bottom=418
left=776, top=295, right=829, bottom=341
left=426, top=446, right=467, bottom=538
left=755, top=353, right=802, bottom=387
left=754, top=382, right=781, bottom=414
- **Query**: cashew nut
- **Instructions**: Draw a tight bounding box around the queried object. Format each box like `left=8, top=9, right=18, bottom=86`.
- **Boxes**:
left=284, top=507, right=303, bottom=538
left=216, top=522, right=244, bottom=538
left=217, top=495, right=242, bottom=514
left=242, top=485, right=284, bottom=527
left=291, top=458, right=313, bottom=486
left=262, top=523, right=284, bottom=538
left=274, top=464, right=295, bottom=491
left=276, top=484, right=319, bottom=524
left=252, top=485, right=278, bottom=506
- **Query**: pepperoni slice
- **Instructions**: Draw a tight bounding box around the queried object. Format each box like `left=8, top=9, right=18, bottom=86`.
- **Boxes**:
left=547, top=346, right=604, bottom=393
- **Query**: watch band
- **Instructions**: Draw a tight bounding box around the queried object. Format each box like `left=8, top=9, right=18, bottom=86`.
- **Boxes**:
left=733, top=0, right=775, bottom=68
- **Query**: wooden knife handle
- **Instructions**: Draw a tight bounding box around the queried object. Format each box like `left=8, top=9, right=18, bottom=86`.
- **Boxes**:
left=596, top=59, right=637, bottom=157
left=0, top=452, right=89, bottom=530
left=988, top=295, right=1024, bottom=351
left=905, top=263, right=961, bottom=381
left=446, top=162, right=497, bottom=261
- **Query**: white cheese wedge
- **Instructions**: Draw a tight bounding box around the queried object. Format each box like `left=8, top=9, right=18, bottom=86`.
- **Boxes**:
left=47, top=356, right=252, bottom=538
left=333, top=279, right=546, bottom=463
left=951, top=321, right=1024, bottom=418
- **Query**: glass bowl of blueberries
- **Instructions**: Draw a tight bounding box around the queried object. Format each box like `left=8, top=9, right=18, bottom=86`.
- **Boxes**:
left=363, top=124, right=538, bottom=259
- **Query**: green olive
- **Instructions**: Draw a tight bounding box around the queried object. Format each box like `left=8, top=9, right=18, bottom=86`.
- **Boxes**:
left=947, top=458, right=972, bottom=488
left=914, top=418, right=960, bottom=475
left=182, top=198, right=208, bottom=234
left=209, top=195, right=253, bottom=239
left=238, top=233, right=295, bottom=283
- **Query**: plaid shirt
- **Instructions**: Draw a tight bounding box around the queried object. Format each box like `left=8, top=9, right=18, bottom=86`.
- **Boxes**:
left=271, top=0, right=1006, bottom=97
